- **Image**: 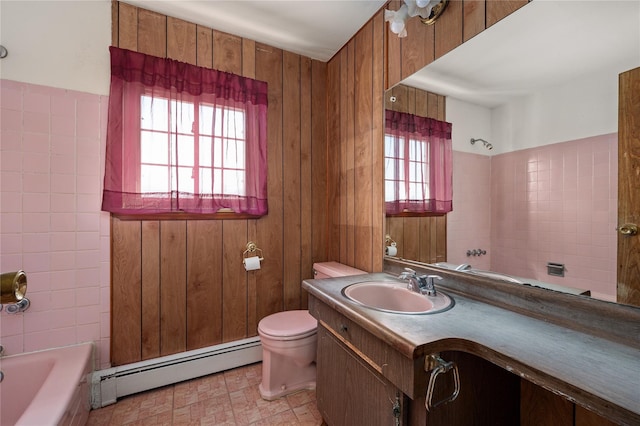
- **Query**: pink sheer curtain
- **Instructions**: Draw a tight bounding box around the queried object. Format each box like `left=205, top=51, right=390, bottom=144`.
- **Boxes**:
left=385, top=109, right=452, bottom=215
left=102, top=46, right=268, bottom=215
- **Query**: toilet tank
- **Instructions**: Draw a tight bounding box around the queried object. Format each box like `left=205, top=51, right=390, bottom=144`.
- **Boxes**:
left=312, top=261, right=366, bottom=279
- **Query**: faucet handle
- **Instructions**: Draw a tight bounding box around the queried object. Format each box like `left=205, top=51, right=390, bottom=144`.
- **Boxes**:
left=399, top=268, right=417, bottom=279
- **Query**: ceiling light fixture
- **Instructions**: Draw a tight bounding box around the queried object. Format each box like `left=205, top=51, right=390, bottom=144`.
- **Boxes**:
left=385, top=0, right=449, bottom=38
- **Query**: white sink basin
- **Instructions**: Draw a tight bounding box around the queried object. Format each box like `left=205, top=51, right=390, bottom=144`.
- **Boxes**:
left=342, top=281, right=453, bottom=314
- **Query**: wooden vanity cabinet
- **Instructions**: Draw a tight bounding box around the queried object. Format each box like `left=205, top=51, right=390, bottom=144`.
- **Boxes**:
left=310, top=295, right=520, bottom=425
left=521, top=380, right=619, bottom=426
left=317, top=325, right=406, bottom=426
left=310, top=294, right=620, bottom=426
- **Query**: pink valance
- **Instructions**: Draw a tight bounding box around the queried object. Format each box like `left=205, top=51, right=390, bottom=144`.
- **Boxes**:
left=385, top=109, right=453, bottom=215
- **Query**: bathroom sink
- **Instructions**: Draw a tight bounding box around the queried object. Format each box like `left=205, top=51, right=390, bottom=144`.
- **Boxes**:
left=342, top=281, right=453, bottom=314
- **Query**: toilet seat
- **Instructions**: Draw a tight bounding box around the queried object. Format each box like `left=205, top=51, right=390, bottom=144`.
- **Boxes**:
left=258, top=310, right=317, bottom=341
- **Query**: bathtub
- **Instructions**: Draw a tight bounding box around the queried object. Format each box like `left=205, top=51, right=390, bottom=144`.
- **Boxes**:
left=0, top=342, right=94, bottom=426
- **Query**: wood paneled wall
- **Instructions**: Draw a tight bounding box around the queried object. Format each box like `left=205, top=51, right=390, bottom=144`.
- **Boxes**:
left=326, top=11, right=386, bottom=273
left=386, top=0, right=529, bottom=89
left=109, top=0, right=530, bottom=366
left=109, top=2, right=328, bottom=366
left=385, top=84, right=448, bottom=264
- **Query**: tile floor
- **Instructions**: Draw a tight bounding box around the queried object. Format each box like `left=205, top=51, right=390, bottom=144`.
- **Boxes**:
left=86, top=362, right=324, bottom=425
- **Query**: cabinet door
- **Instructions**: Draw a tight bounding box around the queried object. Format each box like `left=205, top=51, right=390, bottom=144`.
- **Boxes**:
left=420, top=351, right=520, bottom=426
left=316, top=325, right=403, bottom=426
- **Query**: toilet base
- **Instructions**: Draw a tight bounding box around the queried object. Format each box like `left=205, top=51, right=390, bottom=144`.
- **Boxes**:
left=258, top=350, right=317, bottom=400
left=258, top=376, right=316, bottom=401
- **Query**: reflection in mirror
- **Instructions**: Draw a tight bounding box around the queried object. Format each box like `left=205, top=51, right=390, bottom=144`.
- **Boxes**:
left=385, top=1, right=640, bottom=306
left=384, top=85, right=449, bottom=265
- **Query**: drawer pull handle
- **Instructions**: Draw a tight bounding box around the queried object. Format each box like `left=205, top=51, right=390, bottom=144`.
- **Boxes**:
left=425, top=354, right=460, bottom=411
left=340, top=324, right=348, bottom=332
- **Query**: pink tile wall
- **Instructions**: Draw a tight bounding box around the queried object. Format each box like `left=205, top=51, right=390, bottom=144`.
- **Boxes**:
left=447, top=151, right=492, bottom=270
left=489, top=134, right=617, bottom=300
left=0, top=80, right=112, bottom=368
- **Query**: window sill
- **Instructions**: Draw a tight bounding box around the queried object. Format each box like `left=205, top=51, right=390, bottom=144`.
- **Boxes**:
left=386, top=211, right=447, bottom=218
left=112, top=211, right=263, bottom=221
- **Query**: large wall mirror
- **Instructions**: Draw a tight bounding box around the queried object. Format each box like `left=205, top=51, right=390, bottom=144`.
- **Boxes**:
left=384, top=1, right=640, bottom=307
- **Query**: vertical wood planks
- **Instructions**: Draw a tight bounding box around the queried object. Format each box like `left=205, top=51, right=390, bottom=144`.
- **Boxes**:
left=159, top=221, right=187, bottom=356
left=617, top=67, right=640, bottom=306
left=486, top=0, right=529, bottom=28
left=463, top=0, right=486, bottom=42
left=326, top=58, right=339, bottom=264
left=255, top=42, right=285, bottom=324
left=222, top=221, right=248, bottom=341
left=354, top=21, right=374, bottom=271
left=283, top=51, right=302, bottom=310
left=137, top=9, right=166, bottom=57
left=116, top=2, right=138, bottom=50
left=141, top=221, right=160, bottom=360
left=434, top=0, right=463, bottom=60
left=167, top=17, right=196, bottom=64
left=186, top=221, right=223, bottom=350
left=312, top=60, right=330, bottom=265
left=213, top=32, right=242, bottom=73
left=326, top=10, right=387, bottom=273
left=110, top=218, right=142, bottom=365
left=371, top=11, right=385, bottom=272
left=196, top=26, right=213, bottom=69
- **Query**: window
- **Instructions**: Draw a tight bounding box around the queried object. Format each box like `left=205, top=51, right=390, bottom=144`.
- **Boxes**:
left=384, top=109, right=453, bottom=215
left=139, top=95, right=247, bottom=198
left=102, top=46, right=268, bottom=216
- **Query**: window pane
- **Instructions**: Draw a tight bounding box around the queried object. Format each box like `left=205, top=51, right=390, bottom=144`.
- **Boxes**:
left=176, top=166, right=194, bottom=194
left=385, top=180, right=395, bottom=202
left=171, top=100, right=194, bottom=134
left=199, top=104, right=215, bottom=136
left=213, top=137, right=223, bottom=168
left=199, top=136, right=212, bottom=167
left=141, top=164, right=169, bottom=193
left=199, top=167, right=213, bottom=193
left=223, top=169, right=245, bottom=196
left=175, top=134, right=194, bottom=167
left=141, top=131, right=169, bottom=164
left=213, top=169, right=222, bottom=194
left=224, top=140, right=245, bottom=169
left=226, top=109, right=246, bottom=139
left=141, top=95, right=169, bottom=131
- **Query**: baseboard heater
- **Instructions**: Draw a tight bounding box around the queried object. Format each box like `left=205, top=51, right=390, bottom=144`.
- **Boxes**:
left=90, top=337, right=262, bottom=409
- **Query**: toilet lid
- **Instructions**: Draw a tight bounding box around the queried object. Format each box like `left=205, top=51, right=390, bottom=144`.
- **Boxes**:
left=258, top=310, right=317, bottom=338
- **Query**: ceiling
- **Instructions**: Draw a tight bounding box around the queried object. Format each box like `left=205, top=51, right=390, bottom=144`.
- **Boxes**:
left=121, top=0, right=387, bottom=62
left=404, top=0, right=640, bottom=108
left=121, top=1, right=640, bottom=108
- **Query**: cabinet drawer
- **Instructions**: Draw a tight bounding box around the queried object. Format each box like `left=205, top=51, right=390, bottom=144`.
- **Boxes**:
left=309, top=295, right=427, bottom=398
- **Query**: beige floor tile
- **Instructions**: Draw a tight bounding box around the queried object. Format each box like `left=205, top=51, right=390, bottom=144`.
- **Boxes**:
left=87, top=362, right=321, bottom=426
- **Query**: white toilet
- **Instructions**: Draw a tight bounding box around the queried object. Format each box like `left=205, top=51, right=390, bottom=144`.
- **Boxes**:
left=257, top=261, right=365, bottom=400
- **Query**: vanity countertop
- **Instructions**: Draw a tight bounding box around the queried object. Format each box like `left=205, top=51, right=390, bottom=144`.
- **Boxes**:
left=302, top=271, right=640, bottom=425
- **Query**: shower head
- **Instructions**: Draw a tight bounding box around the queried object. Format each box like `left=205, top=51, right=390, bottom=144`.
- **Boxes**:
left=470, top=138, right=493, bottom=150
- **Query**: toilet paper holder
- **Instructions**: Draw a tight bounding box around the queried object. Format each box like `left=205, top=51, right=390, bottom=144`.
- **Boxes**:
left=243, top=242, right=264, bottom=262
left=385, top=234, right=397, bottom=247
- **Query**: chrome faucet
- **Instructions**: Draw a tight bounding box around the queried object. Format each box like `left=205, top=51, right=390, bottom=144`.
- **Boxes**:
left=399, top=268, right=442, bottom=296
